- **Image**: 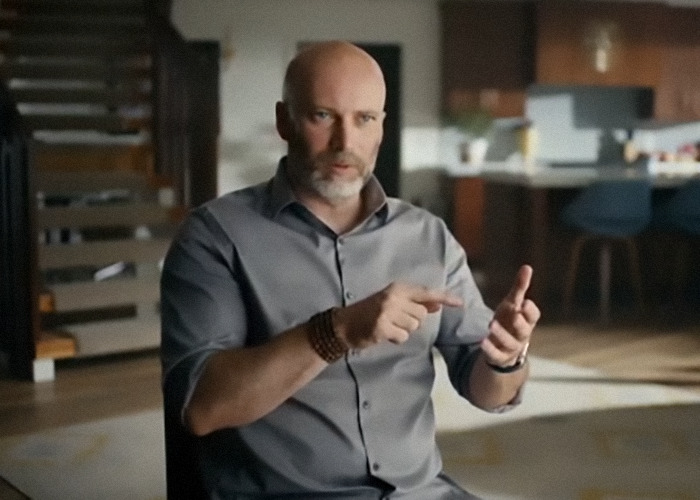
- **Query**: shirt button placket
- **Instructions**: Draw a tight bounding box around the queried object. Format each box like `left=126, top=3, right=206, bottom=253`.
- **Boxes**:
left=336, top=237, right=354, bottom=305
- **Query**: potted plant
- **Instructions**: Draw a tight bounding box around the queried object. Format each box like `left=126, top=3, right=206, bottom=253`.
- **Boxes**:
left=443, top=106, right=493, bottom=166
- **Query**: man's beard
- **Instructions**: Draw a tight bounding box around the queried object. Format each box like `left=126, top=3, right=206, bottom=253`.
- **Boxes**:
left=292, top=150, right=372, bottom=201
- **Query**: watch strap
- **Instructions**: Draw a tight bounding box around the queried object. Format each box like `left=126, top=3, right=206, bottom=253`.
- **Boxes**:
left=486, top=341, right=529, bottom=373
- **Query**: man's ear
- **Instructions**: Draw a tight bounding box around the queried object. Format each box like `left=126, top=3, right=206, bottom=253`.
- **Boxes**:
left=275, top=101, right=292, bottom=141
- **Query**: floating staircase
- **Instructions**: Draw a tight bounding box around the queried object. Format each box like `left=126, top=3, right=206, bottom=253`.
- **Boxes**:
left=0, top=0, right=188, bottom=380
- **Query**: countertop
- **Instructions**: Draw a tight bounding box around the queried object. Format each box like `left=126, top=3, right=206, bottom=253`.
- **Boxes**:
left=443, top=160, right=700, bottom=188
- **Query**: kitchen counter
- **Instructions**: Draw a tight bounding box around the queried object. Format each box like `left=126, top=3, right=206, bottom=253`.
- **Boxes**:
left=444, top=160, right=700, bottom=313
left=444, top=160, right=700, bottom=188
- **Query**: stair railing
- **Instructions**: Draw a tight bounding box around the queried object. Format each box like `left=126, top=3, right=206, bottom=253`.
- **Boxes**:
left=147, top=3, right=220, bottom=209
left=0, top=81, right=38, bottom=379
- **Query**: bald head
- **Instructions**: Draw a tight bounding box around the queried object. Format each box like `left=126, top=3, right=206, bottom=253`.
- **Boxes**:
left=282, top=41, right=386, bottom=116
left=275, top=41, right=387, bottom=207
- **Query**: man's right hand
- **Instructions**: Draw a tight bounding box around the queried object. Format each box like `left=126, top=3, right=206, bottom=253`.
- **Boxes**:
left=333, top=283, right=463, bottom=349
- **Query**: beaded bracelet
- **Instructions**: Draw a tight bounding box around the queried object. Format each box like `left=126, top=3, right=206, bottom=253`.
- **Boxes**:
left=308, top=308, right=348, bottom=363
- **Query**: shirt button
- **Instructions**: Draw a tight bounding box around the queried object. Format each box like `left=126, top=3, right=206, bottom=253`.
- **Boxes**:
left=372, top=462, right=380, bottom=472
left=337, top=237, right=345, bottom=245
left=362, top=400, right=370, bottom=409
left=346, top=291, right=355, bottom=300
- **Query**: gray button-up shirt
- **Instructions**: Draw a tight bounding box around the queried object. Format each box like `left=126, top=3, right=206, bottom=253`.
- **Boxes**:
left=160, top=160, right=513, bottom=499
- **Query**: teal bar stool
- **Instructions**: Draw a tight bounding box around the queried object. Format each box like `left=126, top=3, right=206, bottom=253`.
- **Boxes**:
left=560, top=179, right=652, bottom=323
left=651, top=178, right=700, bottom=299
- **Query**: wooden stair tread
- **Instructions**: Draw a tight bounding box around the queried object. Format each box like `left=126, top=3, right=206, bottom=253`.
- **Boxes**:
left=35, top=330, right=77, bottom=359
left=39, top=290, right=55, bottom=314
left=46, top=274, right=161, bottom=312
left=39, top=238, right=172, bottom=269
left=34, top=142, right=153, bottom=172
left=9, top=87, right=150, bottom=106
left=1, top=61, right=151, bottom=80
left=38, top=202, right=174, bottom=229
left=65, top=311, right=161, bottom=358
left=0, top=15, right=146, bottom=34
left=0, top=31, right=150, bottom=43
left=2, top=0, right=145, bottom=11
left=0, top=37, right=150, bottom=57
left=20, top=114, right=150, bottom=133
left=36, top=169, right=152, bottom=193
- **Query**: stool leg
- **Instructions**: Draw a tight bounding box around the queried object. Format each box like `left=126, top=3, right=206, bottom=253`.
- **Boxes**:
left=599, top=241, right=612, bottom=324
left=672, top=238, right=689, bottom=301
left=564, top=236, right=586, bottom=317
left=624, top=238, right=644, bottom=313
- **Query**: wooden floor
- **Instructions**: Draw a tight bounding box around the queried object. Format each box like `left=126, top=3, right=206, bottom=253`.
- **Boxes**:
left=532, top=319, right=700, bottom=390
left=1, top=302, right=699, bottom=439
left=0, top=350, right=163, bottom=438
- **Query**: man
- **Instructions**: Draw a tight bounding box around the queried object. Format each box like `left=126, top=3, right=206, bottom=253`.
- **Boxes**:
left=161, top=41, right=540, bottom=499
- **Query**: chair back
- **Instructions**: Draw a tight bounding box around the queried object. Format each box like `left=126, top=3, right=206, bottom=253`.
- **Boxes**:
left=560, top=180, right=652, bottom=237
left=163, top=391, right=207, bottom=499
left=652, top=179, right=700, bottom=235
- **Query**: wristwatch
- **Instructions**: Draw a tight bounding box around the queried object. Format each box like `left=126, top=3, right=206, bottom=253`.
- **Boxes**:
left=487, top=341, right=529, bottom=373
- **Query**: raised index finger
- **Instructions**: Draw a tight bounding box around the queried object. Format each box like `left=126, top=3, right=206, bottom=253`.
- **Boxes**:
left=506, top=265, right=533, bottom=308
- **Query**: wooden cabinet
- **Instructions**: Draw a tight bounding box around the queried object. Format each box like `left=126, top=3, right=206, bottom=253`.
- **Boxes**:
left=535, top=1, right=700, bottom=121
left=440, top=0, right=535, bottom=262
left=654, top=7, right=700, bottom=121
left=536, top=1, right=664, bottom=88
left=440, top=0, right=535, bottom=118
left=451, top=177, right=485, bottom=262
left=441, top=0, right=700, bottom=121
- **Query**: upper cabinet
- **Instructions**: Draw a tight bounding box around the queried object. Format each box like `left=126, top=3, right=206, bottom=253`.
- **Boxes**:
left=440, top=1, right=535, bottom=118
left=535, top=1, right=664, bottom=88
left=440, top=0, right=700, bottom=122
left=653, top=6, right=700, bottom=122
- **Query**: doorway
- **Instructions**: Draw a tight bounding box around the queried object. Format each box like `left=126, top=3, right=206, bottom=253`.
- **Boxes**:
left=357, top=43, right=401, bottom=198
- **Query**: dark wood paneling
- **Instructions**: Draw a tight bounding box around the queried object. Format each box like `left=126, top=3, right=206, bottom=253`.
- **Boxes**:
left=0, top=83, right=36, bottom=380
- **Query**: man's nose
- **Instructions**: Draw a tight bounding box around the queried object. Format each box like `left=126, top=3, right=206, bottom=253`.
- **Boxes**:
left=330, top=118, right=354, bottom=151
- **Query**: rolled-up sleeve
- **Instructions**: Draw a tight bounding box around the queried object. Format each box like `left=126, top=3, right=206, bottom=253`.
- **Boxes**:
left=160, top=208, right=247, bottom=421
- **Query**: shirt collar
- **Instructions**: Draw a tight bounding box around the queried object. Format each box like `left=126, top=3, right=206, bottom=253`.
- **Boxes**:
left=268, top=157, right=389, bottom=223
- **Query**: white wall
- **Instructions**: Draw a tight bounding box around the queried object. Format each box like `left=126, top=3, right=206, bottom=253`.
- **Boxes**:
left=172, top=0, right=442, bottom=195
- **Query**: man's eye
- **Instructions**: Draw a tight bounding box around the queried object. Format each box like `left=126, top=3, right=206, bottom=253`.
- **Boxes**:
left=314, top=111, right=330, bottom=120
left=359, top=114, right=376, bottom=124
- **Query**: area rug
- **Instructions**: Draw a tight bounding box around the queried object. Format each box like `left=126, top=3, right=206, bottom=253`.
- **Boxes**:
left=1, top=356, right=699, bottom=499
left=433, top=356, right=700, bottom=500
left=0, top=411, right=165, bottom=500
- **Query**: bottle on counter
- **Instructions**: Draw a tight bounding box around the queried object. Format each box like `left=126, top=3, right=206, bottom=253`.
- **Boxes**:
left=623, top=129, right=639, bottom=164
left=517, top=121, right=539, bottom=166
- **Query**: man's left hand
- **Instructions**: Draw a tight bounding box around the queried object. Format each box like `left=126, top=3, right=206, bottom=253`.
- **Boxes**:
left=480, top=265, right=540, bottom=368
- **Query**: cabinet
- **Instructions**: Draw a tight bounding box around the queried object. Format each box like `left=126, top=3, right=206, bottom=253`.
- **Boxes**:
left=654, top=7, right=700, bottom=121
left=536, top=1, right=664, bottom=87
left=451, top=177, right=485, bottom=262
left=535, top=1, right=700, bottom=121
left=440, top=1, right=535, bottom=118
left=441, top=0, right=700, bottom=121
left=440, top=0, right=535, bottom=261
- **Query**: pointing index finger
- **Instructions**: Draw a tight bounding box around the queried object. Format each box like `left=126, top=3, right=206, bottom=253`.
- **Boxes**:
left=413, top=287, right=464, bottom=311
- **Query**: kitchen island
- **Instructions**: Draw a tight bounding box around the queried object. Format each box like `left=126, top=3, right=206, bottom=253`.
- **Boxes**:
left=446, top=161, right=700, bottom=316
